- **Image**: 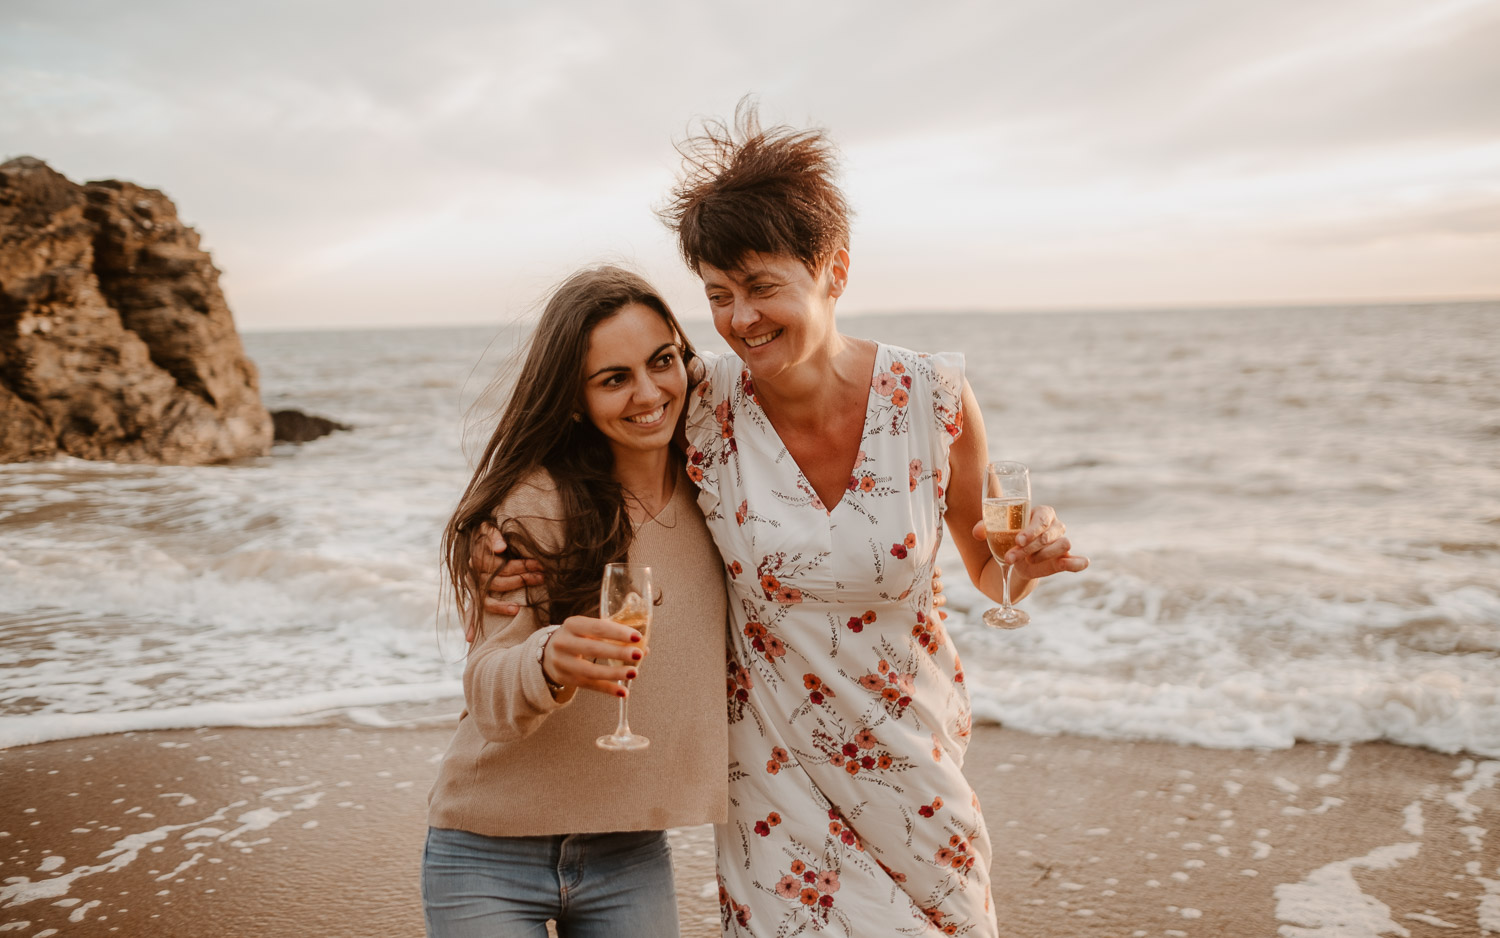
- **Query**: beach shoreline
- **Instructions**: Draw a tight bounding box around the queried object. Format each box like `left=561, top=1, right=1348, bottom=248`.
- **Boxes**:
left=1, top=723, right=1495, bottom=937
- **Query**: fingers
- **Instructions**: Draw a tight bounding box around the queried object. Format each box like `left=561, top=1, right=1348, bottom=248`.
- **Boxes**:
left=482, top=573, right=529, bottom=594
left=560, top=615, right=646, bottom=646
left=1006, top=506, right=1065, bottom=564
left=555, top=660, right=640, bottom=698
left=994, top=505, right=1088, bottom=579
left=479, top=523, right=507, bottom=554
left=553, top=633, right=648, bottom=664
left=1014, top=505, right=1058, bottom=545
left=1020, top=553, right=1090, bottom=579
left=471, top=524, right=544, bottom=576
left=542, top=616, right=650, bottom=698
left=479, top=564, right=544, bottom=616
left=483, top=597, right=521, bottom=617
left=471, top=524, right=504, bottom=576
left=1015, top=547, right=1090, bottom=579
left=1007, top=530, right=1067, bottom=565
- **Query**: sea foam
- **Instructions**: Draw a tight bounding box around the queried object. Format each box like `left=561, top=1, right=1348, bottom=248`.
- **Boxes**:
left=2, top=307, right=1497, bottom=754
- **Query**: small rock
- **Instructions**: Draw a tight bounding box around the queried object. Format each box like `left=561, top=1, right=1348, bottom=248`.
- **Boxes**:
left=271, top=410, right=350, bottom=444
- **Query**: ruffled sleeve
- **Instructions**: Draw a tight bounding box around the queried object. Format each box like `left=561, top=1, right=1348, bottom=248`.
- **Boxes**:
left=886, top=347, right=965, bottom=510
left=921, top=350, right=966, bottom=457
left=681, top=349, right=740, bottom=520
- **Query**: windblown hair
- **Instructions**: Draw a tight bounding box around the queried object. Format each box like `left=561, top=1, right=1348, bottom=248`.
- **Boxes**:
left=658, top=98, right=852, bottom=275
left=440, top=267, right=694, bottom=640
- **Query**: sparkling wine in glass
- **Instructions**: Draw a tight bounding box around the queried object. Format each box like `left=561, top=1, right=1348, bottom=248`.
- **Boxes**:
left=982, top=461, right=1031, bottom=628
left=596, top=562, right=652, bottom=751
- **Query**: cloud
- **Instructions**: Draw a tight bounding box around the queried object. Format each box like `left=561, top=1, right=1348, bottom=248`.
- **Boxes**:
left=2, top=0, right=1496, bottom=328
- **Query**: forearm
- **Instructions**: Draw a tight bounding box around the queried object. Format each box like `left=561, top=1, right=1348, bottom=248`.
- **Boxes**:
left=463, top=609, right=572, bottom=743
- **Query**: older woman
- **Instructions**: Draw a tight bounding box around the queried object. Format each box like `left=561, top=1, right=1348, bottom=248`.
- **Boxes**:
left=656, top=105, right=1086, bottom=937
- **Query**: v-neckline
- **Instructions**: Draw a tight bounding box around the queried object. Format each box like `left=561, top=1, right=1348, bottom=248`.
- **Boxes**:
left=745, top=343, right=884, bottom=517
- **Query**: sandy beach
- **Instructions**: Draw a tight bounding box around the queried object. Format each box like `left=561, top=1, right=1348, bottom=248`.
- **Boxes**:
left=2, top=722, right=1495, bottom=937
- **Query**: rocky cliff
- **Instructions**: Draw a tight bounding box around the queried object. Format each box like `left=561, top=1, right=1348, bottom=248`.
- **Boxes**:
left=0, top=157, right=273, bottom=464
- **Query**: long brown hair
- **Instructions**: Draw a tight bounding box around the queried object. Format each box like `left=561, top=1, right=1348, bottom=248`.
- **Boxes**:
left=441, top=266, right=695, bottom=639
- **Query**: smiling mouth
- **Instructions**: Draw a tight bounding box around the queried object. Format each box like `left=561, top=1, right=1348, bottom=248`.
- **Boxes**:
left=743, top=329, right=783, bottom=349
left=625, top=405, right=667, bottom=425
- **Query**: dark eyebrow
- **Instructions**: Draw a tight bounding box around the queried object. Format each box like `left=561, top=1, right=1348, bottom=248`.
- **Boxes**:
left=704, top=266, right=774, bottom=291
left=585, top=342, right=678, bottom=381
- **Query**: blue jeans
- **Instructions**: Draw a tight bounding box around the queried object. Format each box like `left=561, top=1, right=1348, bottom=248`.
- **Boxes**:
left=422, top=827, right=680, bottom=938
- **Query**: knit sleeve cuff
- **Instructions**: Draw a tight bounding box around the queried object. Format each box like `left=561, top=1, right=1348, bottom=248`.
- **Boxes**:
left=519, top=626, right=576, bottom=714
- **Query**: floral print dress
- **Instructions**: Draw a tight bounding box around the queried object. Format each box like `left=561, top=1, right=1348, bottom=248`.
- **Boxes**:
left=684, top=345, right=996, bottom=937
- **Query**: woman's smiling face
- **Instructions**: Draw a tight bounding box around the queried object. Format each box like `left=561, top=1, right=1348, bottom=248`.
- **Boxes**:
left=699, top=250, right=846, bottom=380
left=581, top=303, right=688, bottom=459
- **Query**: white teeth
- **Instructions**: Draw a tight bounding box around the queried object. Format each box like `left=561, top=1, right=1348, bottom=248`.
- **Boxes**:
left=744, top=330, right=782, bottom=348
left=626, top=406, right=666, bottom=424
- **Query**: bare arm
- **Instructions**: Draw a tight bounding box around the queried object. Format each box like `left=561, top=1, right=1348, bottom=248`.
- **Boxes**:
left=944, top=379, right=1020, bottom=602
left=944, top=379, right=1088, bottom=605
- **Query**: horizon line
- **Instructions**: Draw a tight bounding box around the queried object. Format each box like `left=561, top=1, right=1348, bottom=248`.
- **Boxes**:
left=237, top=294, right=1500, bottom=335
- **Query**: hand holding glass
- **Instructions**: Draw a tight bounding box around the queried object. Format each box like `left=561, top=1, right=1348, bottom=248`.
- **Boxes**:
left=982, top=461, right=1031, bottom=628
left=596, top=563, right=652, bottom=751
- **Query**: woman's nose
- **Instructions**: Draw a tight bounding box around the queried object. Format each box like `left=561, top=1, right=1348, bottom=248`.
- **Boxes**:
left=731, top=295, right=759, bottom=330
left=631, top=370, right=660, bottom=402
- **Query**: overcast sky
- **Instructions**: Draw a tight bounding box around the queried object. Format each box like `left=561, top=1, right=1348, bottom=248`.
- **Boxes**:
left=4, top=0, right=1498, bottom=330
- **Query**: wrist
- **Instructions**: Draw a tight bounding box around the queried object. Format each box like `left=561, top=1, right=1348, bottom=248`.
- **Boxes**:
left=981, top=556, right=1028, bottom=602
left=536, top=625, right=566, bottom=695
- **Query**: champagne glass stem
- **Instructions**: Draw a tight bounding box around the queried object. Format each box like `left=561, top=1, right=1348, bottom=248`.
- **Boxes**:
left=612, top=693, right=633, bottom=739
left=999, top=562, right=1014, bottom=614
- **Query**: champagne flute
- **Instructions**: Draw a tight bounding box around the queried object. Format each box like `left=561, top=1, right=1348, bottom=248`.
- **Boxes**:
left=596, top=562, right=652, bottom=751
left=982, top=461, right=1031, bottom=628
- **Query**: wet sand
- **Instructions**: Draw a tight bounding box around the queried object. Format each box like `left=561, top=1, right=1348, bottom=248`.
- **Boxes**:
left=1, top=724, right=1495, bottom=937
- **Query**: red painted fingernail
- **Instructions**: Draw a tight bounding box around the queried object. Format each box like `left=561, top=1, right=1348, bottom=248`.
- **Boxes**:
left=627, top=670, right=638, bottom=680
left=629, top=634, right=641, bottom=642
left=631, top=651, right=642, bottom=661
left=616, top=689, right=627, bottom=698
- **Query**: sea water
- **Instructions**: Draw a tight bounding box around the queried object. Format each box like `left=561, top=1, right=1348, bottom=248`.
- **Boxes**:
left=1, top=302, right=1496, bottom=754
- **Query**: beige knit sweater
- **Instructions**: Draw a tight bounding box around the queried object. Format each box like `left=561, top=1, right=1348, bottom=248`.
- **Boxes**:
left=427, top=468, right=729, bottom=836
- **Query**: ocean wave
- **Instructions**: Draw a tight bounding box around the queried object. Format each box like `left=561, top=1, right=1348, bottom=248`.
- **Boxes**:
left=5, top=307, right=1497, bottom=753
left=944, top=571, right=1500, bottom=757
left=965, top=666, right=1499, bottom=757
left=0, top=682, right=461, bottom=749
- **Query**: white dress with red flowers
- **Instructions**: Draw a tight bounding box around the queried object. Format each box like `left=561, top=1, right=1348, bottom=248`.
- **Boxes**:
left=684, top=345, right=996, bottom=937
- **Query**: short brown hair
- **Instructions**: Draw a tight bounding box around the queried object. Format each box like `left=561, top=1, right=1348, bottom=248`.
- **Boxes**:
left=658, top=99, right=852, bottom=275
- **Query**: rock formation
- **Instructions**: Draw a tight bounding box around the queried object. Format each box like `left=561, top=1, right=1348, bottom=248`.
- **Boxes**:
left=271, top=409, right=349, bottom=444
left=0, top=156, right=273, bottom=464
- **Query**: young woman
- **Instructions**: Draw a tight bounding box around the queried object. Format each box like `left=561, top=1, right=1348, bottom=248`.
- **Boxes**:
left=423, top=267, right=728, bottom=938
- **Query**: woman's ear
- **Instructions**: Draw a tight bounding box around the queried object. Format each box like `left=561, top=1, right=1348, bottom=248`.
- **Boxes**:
left=827, top=248, right=851, bottom=298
